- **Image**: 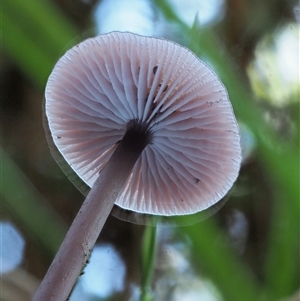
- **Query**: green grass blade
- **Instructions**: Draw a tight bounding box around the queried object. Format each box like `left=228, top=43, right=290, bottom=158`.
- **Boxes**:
left=140, top=225, right=157, bottom=301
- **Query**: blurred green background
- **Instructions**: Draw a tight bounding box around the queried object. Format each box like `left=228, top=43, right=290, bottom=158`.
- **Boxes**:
left=1, top=0, right=299, bottom=300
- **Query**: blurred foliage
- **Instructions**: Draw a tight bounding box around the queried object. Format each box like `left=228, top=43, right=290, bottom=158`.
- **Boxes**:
left=2, top=0, right=79, bottom=87
left=1, top=148, right=67, bottom=256
left=1, top=0, right=299, bottom=301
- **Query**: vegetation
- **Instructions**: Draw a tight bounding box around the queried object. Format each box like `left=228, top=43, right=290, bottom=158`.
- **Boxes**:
left=2, top=0, right=299, bottom=300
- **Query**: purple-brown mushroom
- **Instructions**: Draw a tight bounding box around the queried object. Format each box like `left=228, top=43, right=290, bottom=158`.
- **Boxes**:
left=33, top=31, right=241, bottom=301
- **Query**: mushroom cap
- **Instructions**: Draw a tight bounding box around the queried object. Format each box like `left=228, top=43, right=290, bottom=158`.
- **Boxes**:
left=45, top=31, right=241, bottom=216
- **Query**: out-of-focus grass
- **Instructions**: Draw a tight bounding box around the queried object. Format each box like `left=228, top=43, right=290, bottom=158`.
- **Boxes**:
left=2, top=0, right=77, bottom=255
left=1, top=0, right=299, bottom=300
left=2, top=0, right=79, bottom=87
left=0, top=148, right=67, bottom=256
left=180, top=216, right=262, bottom=301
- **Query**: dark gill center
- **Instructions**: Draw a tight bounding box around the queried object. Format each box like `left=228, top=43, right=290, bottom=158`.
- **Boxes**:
left=122, top=119, right=153, bottom=153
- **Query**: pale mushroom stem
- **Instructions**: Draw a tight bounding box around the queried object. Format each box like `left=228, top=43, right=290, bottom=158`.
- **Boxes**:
left=32, top=120, right=152, bottom=301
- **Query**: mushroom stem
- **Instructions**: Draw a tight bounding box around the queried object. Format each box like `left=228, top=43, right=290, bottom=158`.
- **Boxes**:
left=32, top=120, right=151, bottom=301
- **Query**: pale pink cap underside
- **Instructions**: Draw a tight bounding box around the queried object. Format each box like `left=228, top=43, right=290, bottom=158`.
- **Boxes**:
left=46, top=31, right=241, bottom=216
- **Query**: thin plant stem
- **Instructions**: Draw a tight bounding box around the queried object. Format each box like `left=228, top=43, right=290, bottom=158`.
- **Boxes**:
left=32, top=122, right=151, bottom=301
left=140, top=224, right=158, bottom=301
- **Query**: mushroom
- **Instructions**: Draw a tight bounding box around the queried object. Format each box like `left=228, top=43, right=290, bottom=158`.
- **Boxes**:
left=33, top=31, right=241, bottom=300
